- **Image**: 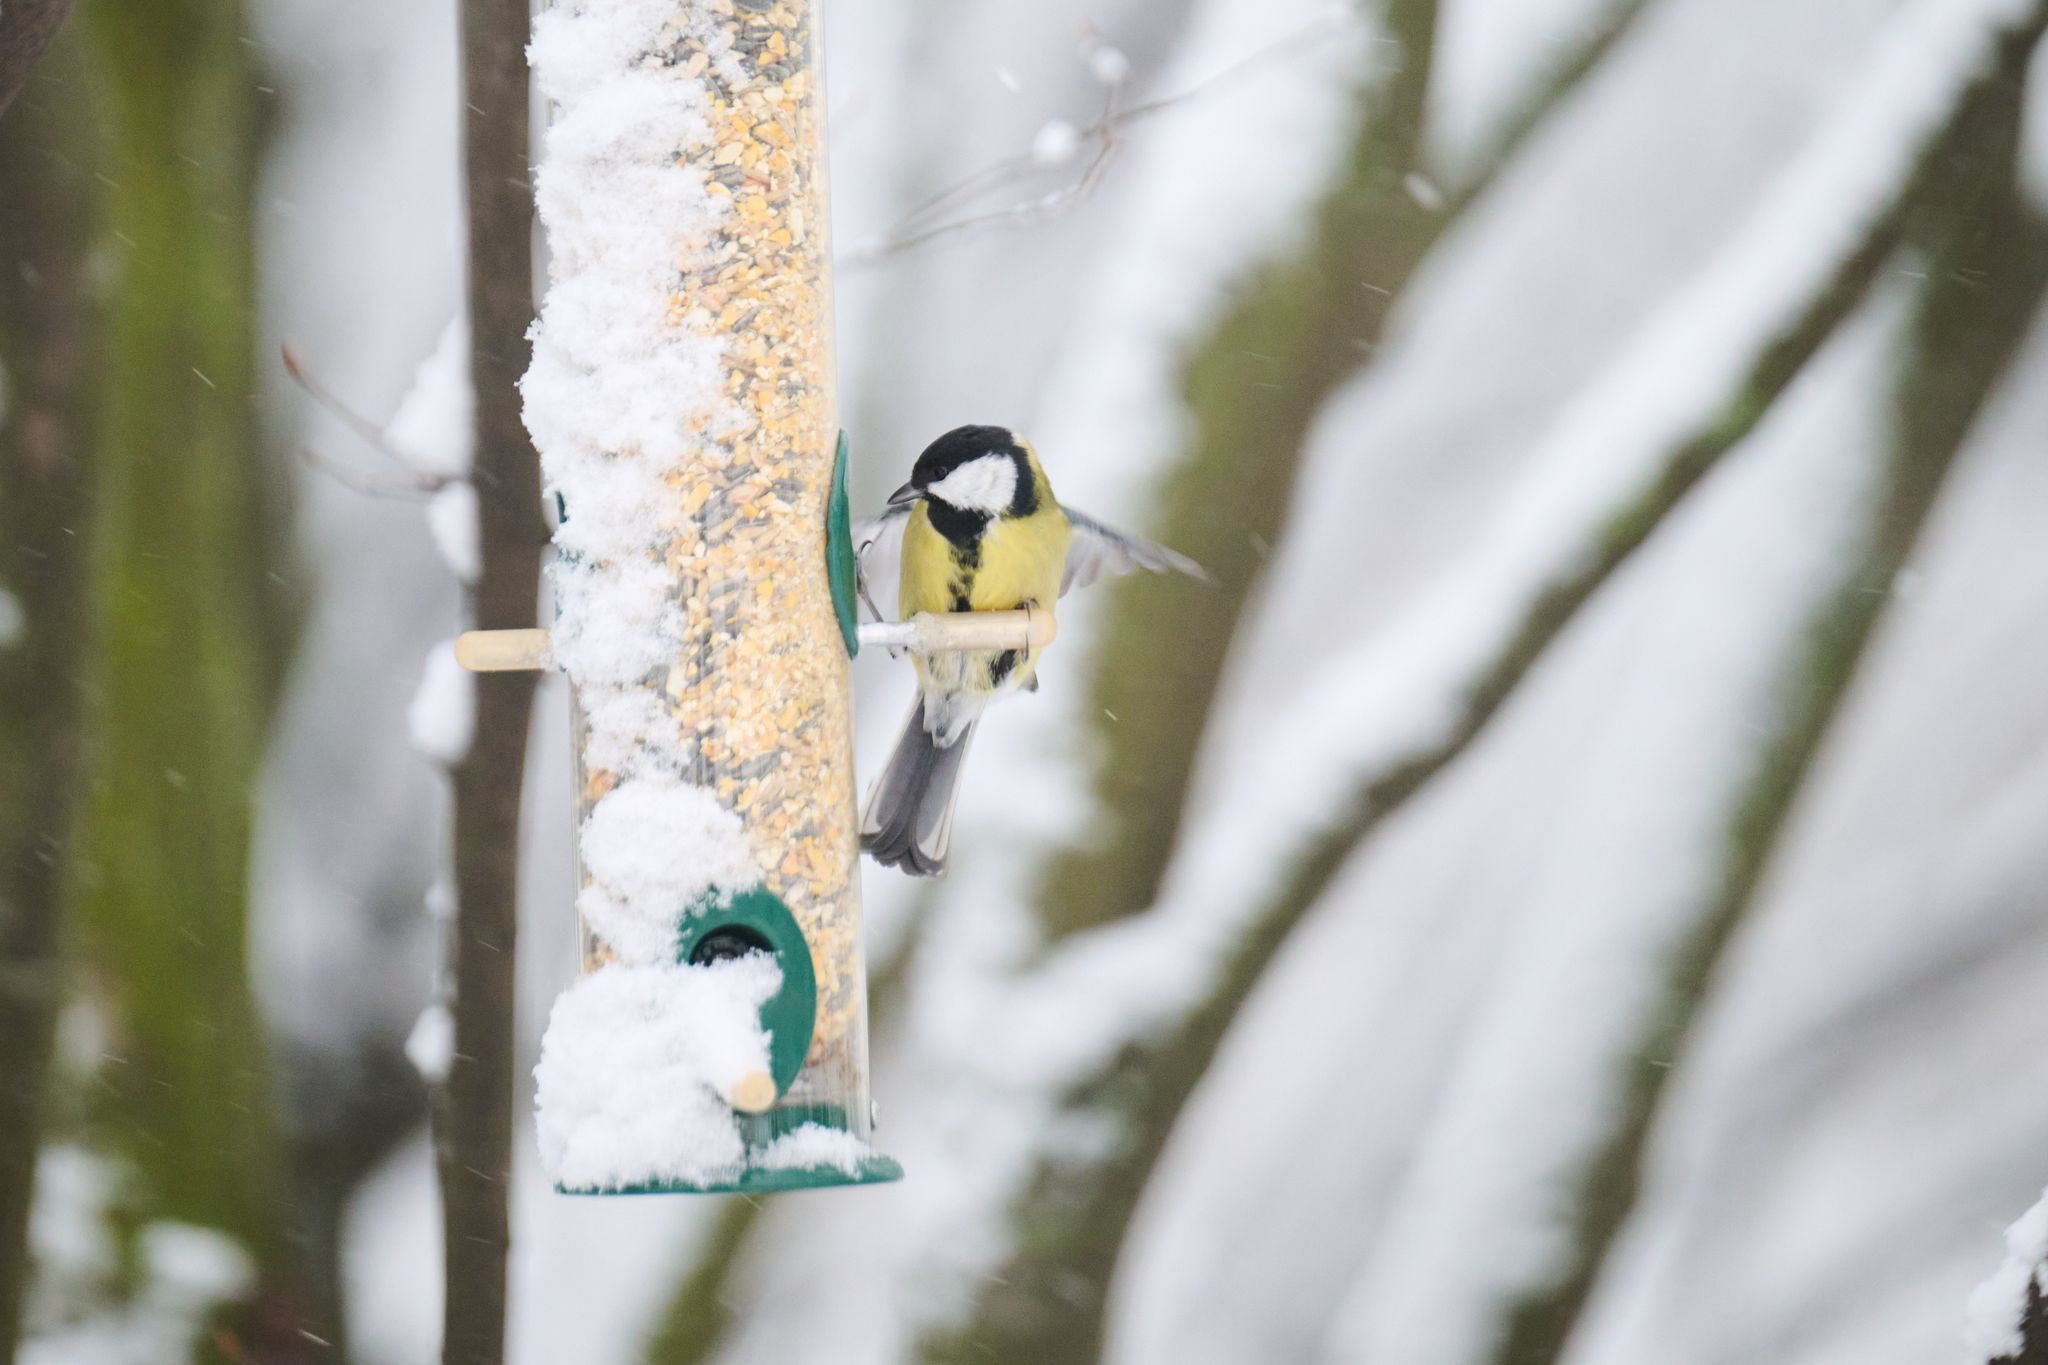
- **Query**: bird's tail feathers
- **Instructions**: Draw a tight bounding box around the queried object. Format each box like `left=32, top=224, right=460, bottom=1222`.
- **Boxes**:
left=860, top=698, right=978, bottom=876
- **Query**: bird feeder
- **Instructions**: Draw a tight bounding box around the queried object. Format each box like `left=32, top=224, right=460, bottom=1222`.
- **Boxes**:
left=495, top=0, right=904, bottom=1195
left=483, top=0, right=1057, bottom=1195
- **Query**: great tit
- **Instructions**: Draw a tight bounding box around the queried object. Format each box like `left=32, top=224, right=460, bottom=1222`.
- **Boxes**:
left=855, top=424, right=1202, bottom=876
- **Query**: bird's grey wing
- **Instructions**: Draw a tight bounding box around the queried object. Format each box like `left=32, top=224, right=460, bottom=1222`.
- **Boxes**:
left=854, top=504, right=910, bottom=621
left=1061, top=507, right=1206, bottom=596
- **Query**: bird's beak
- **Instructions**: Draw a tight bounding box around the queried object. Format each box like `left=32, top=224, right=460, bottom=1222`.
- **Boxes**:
left=887, top=481, right=921, bottom=508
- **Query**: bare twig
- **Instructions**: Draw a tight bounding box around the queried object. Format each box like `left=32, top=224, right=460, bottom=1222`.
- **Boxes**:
left=281, top=344, right=411, bottom=457
left=295, top=446, right=437, bottom=501
left=843, top=54, right=1123, bottom=267
left=0, top=0, right=77, bottom=116
left=839, top=10, right=1356, bottom=269
left=280, top=343, right=445, bottom=494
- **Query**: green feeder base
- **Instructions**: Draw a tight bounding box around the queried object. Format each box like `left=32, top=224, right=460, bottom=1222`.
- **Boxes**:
left=556, top=1104, right=903, bottom=1196
left=561, top=1152, right=904, bottom=1197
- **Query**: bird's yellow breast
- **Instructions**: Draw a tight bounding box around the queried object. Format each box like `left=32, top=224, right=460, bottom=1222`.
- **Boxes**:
left=900, top=505, right=1068, bottom=614
left=900, top=489, right=1070, bottom=694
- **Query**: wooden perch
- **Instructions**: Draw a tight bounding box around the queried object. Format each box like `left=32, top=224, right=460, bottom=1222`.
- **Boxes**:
left=453, top=610, right=1056, bottom=673
left=454, top=628, right=552, bottom=672
left=723, top=1072, right=776, bottom=1115
left=857, top=606, right=1058, bottom=653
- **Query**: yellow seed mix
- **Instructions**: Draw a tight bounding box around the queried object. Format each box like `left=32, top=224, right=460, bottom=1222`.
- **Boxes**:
left=572, top=0, right=869, bottom=1110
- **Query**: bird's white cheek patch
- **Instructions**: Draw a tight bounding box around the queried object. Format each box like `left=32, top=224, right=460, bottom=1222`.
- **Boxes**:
left=928, top=455, right=1018, bottom=512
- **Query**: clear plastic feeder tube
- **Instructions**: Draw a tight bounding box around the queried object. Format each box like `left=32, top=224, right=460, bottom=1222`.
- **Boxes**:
left=564, top=0, right=877, bottom=1144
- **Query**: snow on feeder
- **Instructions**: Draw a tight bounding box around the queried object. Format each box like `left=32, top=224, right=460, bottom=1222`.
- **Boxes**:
left=479, top=0, right=919, bottom=1194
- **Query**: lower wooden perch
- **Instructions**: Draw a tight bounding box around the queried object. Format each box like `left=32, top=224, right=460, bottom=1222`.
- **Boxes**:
left=454, top=609, right=1056, bottom=673
left=724, top=1071, right=776, bottom=1115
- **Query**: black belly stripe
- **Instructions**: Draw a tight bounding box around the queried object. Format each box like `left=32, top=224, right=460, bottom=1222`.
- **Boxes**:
left=926, top=499, right=990, bottom=552
left=928, top=499, right=986, bottom=616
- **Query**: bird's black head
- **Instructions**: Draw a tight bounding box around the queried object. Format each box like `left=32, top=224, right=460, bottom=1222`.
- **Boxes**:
left=904, top=425, right=1037, bottom=517
left=910, top=425, right=1021, bottom=490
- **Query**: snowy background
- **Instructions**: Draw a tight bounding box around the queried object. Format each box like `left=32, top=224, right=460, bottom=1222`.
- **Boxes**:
left=7, top=0, right=2048, bottom=1362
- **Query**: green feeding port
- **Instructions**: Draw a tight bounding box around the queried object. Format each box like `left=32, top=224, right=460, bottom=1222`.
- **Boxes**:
left=556, top=886, right=902, bottom=1196
left=683, top=887, right=815, bottom=1097
left=826, top=429, right=861, bottom=658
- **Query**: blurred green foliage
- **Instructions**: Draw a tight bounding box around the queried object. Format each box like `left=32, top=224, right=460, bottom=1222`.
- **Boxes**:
left=60, top=0, right=295, bottom=1295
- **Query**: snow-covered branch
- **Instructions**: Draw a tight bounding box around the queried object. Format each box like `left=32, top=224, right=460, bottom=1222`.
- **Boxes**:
left=1489, top=26, right=2048, bottom=1358
left=1971, top=1188, right=2048, bottom=1363
left=902, top=0, right=2048, bottom=1351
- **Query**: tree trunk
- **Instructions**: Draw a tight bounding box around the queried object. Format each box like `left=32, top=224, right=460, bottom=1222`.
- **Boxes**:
left=0, top=39, right=101, bottom=1365
left=436, top=1, right=541, bottom=1362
